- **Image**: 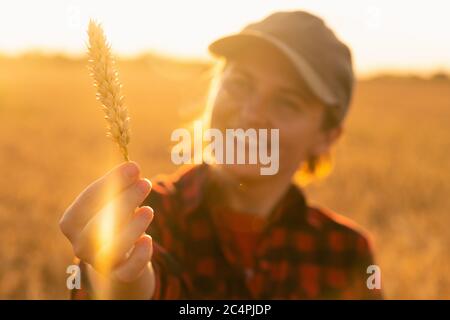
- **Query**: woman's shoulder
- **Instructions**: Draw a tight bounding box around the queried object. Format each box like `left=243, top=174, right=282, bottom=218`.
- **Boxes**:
left=143, top=164, right=208, bottom=212
left=149, top=164, right=208, bottom=197
left=304, top=203, right=374, bottom=251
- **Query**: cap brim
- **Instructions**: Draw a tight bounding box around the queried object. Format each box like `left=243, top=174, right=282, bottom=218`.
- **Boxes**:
left=208, top=30, right=338, bottom=107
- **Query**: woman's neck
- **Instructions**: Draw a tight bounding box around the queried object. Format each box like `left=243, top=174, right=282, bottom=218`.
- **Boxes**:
left=209, top=165, right=292, bottom=218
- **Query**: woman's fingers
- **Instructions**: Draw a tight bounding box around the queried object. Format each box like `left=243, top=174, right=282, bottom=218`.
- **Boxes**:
left=92, top=178, right=152, bottom=230
left=58, top=161, right=156, bottom=285
left=72, top=178, right=152, bottom=261
left=93, top=206, right=154, bottom=268
left=60, top=161, right=141, bottom=240
left=112, top=235, right=153, bottom=283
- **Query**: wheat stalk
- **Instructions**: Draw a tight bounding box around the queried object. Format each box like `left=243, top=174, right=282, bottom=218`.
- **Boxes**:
left=87, top=20, right=130, bottom=161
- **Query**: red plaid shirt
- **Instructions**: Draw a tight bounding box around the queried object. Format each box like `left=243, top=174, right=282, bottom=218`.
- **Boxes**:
left=72, top=164, right=382, bottom=300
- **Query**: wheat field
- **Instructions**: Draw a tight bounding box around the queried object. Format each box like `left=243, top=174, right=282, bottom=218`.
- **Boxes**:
left=0, top=54, right=449, bottom=299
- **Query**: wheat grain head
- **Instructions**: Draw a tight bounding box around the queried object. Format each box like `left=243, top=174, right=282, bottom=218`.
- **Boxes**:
left=87, top=20, right=130, bottom=161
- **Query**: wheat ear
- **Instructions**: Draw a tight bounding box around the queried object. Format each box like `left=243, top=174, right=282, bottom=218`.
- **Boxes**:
left=87, top=20, right=130, bottom=161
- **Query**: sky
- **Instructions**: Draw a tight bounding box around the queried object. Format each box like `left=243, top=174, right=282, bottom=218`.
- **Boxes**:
left=1, top=0, right=449, bottom=76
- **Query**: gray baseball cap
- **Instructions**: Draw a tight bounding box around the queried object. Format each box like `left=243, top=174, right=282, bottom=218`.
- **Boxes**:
left=208, top=11, right=354, bottom=122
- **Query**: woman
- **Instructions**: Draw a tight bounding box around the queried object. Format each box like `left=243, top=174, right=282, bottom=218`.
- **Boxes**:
left=60, top=11, right=382, bottom=299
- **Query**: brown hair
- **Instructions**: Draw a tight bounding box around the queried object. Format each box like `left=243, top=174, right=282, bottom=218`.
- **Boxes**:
left=294, top=105, right=341, bottom=186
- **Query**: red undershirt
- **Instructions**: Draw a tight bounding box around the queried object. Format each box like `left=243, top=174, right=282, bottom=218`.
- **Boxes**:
left=210, top=206, right=267, bottom=291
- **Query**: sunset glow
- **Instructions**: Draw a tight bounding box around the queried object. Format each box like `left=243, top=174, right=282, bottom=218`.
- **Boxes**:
left=1, top=0, right=449, bottom=76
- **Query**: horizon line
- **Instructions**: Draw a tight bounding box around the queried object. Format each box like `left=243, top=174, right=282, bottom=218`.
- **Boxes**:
left=1, top=48, right=449, bottom=80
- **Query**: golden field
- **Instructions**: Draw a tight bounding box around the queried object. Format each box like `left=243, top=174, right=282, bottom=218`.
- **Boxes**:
left=0, top=54, right=449, bottom=299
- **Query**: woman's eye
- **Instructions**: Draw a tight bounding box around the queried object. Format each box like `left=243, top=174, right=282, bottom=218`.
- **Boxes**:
left=275, top=96, right=300, bottom=111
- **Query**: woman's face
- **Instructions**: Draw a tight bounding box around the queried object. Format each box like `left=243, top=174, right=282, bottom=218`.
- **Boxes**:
left=209, top=41, right=340, bottom=182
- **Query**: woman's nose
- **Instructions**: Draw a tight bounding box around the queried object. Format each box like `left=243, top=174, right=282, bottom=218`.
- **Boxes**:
left=239, top=94, right=270, bottom=127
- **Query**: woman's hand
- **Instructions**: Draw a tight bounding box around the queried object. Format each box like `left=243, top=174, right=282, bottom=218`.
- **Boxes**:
left=59, top=161, right=155, bottom=298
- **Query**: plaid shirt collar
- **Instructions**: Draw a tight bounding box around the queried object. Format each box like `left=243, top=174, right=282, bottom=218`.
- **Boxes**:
left=172, top=163, right=309, bottom=229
